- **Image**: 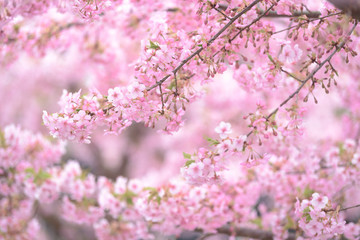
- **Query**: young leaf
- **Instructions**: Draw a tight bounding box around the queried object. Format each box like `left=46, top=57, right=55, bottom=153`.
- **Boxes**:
left=184, top=160, right=195, bottom=167
left=149, top=40, right=160, bottom=50
left=183, top=152, right=192, bottom=159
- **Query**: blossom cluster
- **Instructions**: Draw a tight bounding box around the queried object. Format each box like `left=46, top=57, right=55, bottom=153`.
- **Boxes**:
left=2, top=125, right=360, bottom=239
left=0, top=0, right=122, bottom=26
left=40, top=0, right=355, bottom=148
left=2, top=0, right=360, bottom=239
left=295, top=193, right=346, bottom=239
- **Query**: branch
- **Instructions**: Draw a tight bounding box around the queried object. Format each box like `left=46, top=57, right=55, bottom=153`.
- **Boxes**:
left=355, top=125, right=360, bottom=148
left=273, top=11, right=343, bottom=35
left=324, top=203, right=360, bottom=213
left=262, top=10, right=321, bottom=18
left=213, top=7, right=232, bottom=20
left=340, top=203, right=360, bottom=212
left=216, top=225, right=296, bottom=240
left=327, top=0, right=360, bottom=19
left=146, top=0, right=262, bottom=91
left=219, top=3, right=321, bottom=18
left=159, top=84, right=165, bottom=114
left=246, top=20, right=358, bottom=138
left=280, top=68, right=304, bottom=83
left=213, top=2, right=277, bottom=58
left=6, top=22, right=84, bottom=44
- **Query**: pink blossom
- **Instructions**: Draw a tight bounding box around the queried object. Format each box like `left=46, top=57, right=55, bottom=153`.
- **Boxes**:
left=127, top=82, right=146, bottom=99
left=215, top=121, right=232, bottom=139
left=279, top=44, right=303, bottom=64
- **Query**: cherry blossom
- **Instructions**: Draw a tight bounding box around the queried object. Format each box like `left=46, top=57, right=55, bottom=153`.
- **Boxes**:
left=2, top=0, right=360, bottom=239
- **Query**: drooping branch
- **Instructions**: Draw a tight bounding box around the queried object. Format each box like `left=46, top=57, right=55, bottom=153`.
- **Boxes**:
left=213, top=2, right=278, bottom=57
left=146, top=0, right=262, bottom=91
left=246, top=20, right=358, bottom=138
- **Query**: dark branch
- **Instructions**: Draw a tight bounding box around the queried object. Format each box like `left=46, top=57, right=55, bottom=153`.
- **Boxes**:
left=355, top=125, right=360, bottom=148
left=327, top=0, right=360, bottom=19
left=263, top=10, right=321, bottom=18
left=216, top=225, right=296, bottom=240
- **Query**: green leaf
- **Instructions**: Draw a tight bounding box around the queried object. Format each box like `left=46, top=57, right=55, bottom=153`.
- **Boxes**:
left=81, top=197, right=96, bottom=209
left=167, top=81, right=176, bottom=90
left=298, top=16, right=308, bottom=21
left=284, top=215, right=296, bottom=230
left=267, top=53, right=275, bottom=64
left=205, top=137, right=220, bottom=146
left=143, top=187, right=157, bottom=192
left=25, top=168, right=36, bottom=175
left=120, top=190, right=137, bottom=206
left=13, top=24, right=21, bottom=33
left=184, top=160, right=195, bottom=167
left=148, top=192, right=161, bottom=204
left=302, top=206, right=312, bottom=223
left=144, top=187, right=161, bottom=204
left=24, top=168, right=51, bottom=185
left=305, top=214, right=312, bottom=222
left=250, top=217, right=263, bottom=228
left=303, top=185, right=314, bottom=199
left=0, top=129, right=6, bottom=148
left=338, top=142, right=346, bottom=156
left=303, top=206, right=311, bottom=214
left=149, top=40, right=160, bottom=50
left=183, top=152, right=192, bottom=159
left=33, top=169, right=52, bottom=185
left=78, top=169, right=89, bottom=180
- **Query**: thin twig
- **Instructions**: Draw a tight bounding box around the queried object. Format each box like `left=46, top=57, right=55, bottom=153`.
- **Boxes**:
left=223, top=4, right=321, bottom=18
left=213, top=7, right=232, bottom=20
left=340, top=203, right=360, bottom=212
left=273, top=11, right=343, bottom=35
left=159, top=84, right=165, bottom=114
left=355, top=125, right=360, bottom=148
left=174, top=72, right=178, bottom=96
left=280, top=68, right=305, bottom=83
left=213, top=2, right=278, bottom=58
